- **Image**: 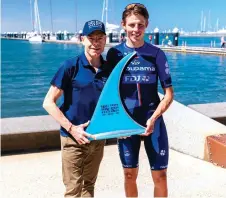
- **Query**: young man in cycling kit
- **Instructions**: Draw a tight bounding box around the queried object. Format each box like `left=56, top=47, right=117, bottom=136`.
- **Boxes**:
left=106, top=4, right=174, bottom=197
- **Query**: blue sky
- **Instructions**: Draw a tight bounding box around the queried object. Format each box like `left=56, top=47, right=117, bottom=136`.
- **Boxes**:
left=2, top=0, right=226, bottom=33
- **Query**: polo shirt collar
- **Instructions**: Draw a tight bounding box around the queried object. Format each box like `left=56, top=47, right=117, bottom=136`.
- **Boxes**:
left=80, top=52, right=105, bottom=68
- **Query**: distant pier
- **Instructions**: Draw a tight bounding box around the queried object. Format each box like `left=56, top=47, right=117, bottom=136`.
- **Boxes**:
left=3, top=37, right=226, bottom=56
left=160, top=45, right=226, bottom=56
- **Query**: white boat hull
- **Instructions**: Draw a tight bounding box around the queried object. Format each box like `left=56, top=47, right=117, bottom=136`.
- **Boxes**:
left=29, top=35, right=42, bottom=43
left=49, top=36, right=57, bottom=41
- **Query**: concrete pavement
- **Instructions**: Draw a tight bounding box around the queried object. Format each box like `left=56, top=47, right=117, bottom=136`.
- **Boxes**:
left=1, top=144, right=226, bottom=198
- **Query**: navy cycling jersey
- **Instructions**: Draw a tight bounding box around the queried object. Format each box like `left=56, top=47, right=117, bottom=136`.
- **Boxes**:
left=106, top=42, right=172, bottom=126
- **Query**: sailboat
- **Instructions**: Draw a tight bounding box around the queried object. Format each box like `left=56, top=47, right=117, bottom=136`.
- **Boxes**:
left=102, top=0, right=120, bottom=34
left=29, top=0, right=42, bottom=43
left=48, top=0, right=56, bottom=40
left=102, top=0, right=120, bottom=43
left=70, top=0, right=81, bottom=43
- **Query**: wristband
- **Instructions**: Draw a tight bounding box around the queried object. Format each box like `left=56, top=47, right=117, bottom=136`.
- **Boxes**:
left=68, top=123, right=73, bottom=132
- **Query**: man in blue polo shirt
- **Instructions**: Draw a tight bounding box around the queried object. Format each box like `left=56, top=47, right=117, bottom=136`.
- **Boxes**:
left=43, top=20, right=107, bottom=197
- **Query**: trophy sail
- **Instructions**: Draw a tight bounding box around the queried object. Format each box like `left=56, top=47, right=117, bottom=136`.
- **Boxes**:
left=86, top=52, right=146, bottom=140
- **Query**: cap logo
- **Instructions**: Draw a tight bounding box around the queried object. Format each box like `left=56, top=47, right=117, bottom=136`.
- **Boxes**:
left=88, top=20, right=103, bottom=29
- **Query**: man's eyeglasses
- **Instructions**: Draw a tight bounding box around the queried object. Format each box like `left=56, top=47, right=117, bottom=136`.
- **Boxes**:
left=124, top=3, right=146, bottom=10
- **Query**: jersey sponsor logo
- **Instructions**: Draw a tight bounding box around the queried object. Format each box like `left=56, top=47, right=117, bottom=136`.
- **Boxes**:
left=124, top=150, right=130, bottom=157
left=160, top=149, right=166, bottom=156
left=130, top=59, right=140, bottom=65
left=123, top=164, right=133, bottom=168
left=127, top=66, right=155, bottom=72
left=165, top=61, right=169, bottom=68
left=101, top=77, right=108, bottom=84
left=152, top=165, right=168, bottom=170
left=124, top=75, right=153, bottom=83
left=160, top=165, right=168, bottom=169
left=164, top=62, right=170, bottom=74
left=165, top=68, right=170, bottom=75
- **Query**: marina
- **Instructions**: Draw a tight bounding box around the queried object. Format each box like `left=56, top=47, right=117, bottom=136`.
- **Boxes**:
left=2, top=36, right=226, bottom=56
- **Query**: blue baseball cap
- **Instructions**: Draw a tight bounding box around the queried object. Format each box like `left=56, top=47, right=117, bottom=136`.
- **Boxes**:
left=82, top=20, right=106, bottom=36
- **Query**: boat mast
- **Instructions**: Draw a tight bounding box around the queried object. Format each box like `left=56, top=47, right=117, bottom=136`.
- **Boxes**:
left=216, top=18, right=219, bottom=32
left=49, top=0, right=54, bottom=33
left=30, top=0, right=34, bottom=31
left=75, top=0, right=77, bottom=32
left=37, top=0, right=42, bottom=34
left=33, top=0, right=42, bottom=34
left=203, top=16, right=206, bottom=32
left=200, top=10, right=203, bottom=32
left=101, top=0, right=105, bottom=22
left=106, top=0, right=108, bottom=26
left=208, top=10, right=211, bottom=31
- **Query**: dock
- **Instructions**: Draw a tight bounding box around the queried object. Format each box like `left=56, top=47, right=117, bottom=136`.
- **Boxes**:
left=160, top=45, right=226, bottom=56
left=2, top=37, right=226, bottom=55
left=42, top=39, right=226, bottom=55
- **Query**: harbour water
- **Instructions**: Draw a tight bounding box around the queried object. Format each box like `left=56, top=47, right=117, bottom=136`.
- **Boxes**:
left=1, top=39, right=226, bottom=118
left=143, top=35, right=222, bottom=47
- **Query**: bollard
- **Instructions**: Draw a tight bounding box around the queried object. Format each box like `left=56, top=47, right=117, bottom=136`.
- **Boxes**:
left=172, top=27, right=179, bottom=46
left=56, top=31, right=61, bottom=40
left=149, top=34, right=153, bottom=43
left=66, top=33, right=69, bottom=40
left=79, top=30, right=82, bottom=42
left=121, top=33, right=126, bottom=42
left=173, top=32, right=179, bottom=46
left=120, top=29, right=126, bottom=43
left=154, top=27, right=159, bottom=45
left=63, top=30, right=67, bottom=40
left=108, top=32, right=113, bottom=43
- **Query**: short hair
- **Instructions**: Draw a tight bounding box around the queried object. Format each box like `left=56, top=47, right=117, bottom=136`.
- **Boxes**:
left=122, top=3, right=149, bottom=23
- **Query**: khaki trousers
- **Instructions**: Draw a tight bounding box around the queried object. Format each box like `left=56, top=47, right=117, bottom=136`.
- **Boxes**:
left=61, top=136, right=105, bottom=198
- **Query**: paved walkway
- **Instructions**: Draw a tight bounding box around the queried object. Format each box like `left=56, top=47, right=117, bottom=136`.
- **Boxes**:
left=1, top=144, right=226, bottom=198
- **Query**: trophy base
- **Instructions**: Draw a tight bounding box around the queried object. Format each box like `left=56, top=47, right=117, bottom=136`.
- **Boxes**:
left=90, top=129, right=145, bottom=140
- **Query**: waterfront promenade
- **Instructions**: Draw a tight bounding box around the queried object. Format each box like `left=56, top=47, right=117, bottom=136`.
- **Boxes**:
left=1, top=100, right=226, bottom=197
left=2, top=145, right=226, bottom=198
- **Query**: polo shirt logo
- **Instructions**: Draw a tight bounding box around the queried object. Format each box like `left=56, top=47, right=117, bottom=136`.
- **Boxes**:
left=101, top=77, right=107, bottom=84
left=88, top=20, right=103, bottom=29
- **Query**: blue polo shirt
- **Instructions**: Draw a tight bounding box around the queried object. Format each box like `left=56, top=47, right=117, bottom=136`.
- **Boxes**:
left=51, top=52, right=107, bottom=137
left=106, top=42, right=172, bottom=126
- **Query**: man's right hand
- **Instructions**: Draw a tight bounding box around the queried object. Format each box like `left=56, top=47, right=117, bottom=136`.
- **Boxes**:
left=69, top=121, right=96, bottom=145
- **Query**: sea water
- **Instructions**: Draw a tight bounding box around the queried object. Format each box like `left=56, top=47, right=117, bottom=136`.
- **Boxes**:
left=1, top=39, right=226, bottom=118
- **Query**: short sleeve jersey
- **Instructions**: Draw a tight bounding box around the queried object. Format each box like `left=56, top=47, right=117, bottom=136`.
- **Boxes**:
left=106, top=42, right=172, bottom=123
left=51, top=52, right=108, bottom=136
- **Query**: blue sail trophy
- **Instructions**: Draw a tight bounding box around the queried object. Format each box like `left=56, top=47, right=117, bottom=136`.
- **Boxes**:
left=86, top=51, right=145, bottom=140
